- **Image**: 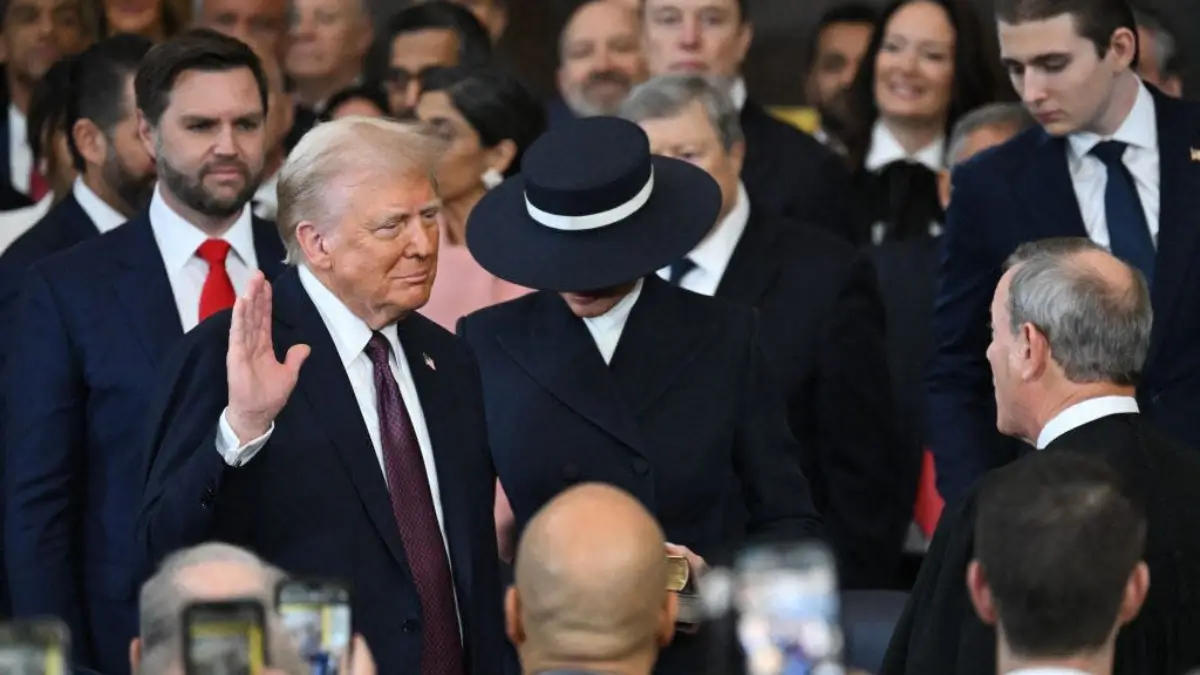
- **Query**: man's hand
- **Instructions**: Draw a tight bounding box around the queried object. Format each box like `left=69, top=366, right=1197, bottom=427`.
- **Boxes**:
left=226, top=271, right=310, bottom=443
left=665, top=542, right=708, bottom=578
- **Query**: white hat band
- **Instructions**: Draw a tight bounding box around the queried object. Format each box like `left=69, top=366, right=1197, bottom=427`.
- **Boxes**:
left=524, top=169, right=655, bottom=232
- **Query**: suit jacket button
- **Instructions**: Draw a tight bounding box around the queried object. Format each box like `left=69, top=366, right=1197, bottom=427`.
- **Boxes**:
left=401, top=619, right=419, bottom=633
left=562, top=463, right=580, bottom=481
left=632, top=459, right=650, bottom=475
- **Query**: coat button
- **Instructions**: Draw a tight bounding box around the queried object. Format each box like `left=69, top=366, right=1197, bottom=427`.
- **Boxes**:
left=562, top=463, right=580, bottom=481
left=401, top=619, right=419, bottom=633
left=632, top=459, right=650, bottom=475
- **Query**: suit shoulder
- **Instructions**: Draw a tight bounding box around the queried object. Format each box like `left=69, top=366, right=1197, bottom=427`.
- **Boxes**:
left=954, top=126, right=1043, bottom=181
left=31, top=220, right=139, bottom=285
left=459, top=291, right=543, bottom=331
left=669, top=281, right=757, bottom=328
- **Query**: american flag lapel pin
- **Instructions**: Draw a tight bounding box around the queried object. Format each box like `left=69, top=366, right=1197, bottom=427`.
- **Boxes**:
left=424, top=353, right=436, bottom=371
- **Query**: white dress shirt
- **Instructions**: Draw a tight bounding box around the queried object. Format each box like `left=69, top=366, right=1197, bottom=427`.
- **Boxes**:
left=0, top=194, right=50, bottom=254
left=656, top=182, right=750, bottom=296
left=73, top=177, right=128, bottom=234
left=865, top=119, right=946, bottom=173
left=253, top=171, right=278, bottom=221
left=8, top=104, right=31, bottom=195
left=582, top=278, right=644, bottom=365
left=1066, top=80, right=1159, bottom=250
left=148, top=185, right=259, bottom=332
left=1036, top=395, right=1140, bottom=450
left=729, top=77, right=748, bottom=111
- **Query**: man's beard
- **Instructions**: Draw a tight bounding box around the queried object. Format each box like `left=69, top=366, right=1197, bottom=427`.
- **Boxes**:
left=101, top=148, right=155, bottom=217
left=566, top=69, right=634, bottom=117
left=157, top=152, right=259, bottom=219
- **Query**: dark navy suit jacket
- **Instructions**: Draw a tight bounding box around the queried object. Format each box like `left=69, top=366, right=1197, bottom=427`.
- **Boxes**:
left=927, top=88, right=1200, bottom=503
left=139, top=267, right=510, bottom=675
left=459, top=276, right=821, bottom=675
left=3, top=213, right=284, bottom=674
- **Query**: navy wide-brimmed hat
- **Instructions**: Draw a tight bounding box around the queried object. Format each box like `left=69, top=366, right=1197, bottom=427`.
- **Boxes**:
left=466, top=116, right=721, bottom=292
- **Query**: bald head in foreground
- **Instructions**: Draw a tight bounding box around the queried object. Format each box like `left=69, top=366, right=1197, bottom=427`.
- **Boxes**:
left=507, top=484, right=677, bottom=675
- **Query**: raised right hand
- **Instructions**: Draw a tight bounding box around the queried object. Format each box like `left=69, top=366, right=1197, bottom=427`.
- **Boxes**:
left=226, top=271, right=310, bottom=444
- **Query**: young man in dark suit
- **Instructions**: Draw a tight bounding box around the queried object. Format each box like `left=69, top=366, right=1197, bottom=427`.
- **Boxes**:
left=620, top=75, right=907, bottom=590
left=638, top=0, right=851, bottom=235
left=928, top=0, right=1200, bottom=503
left=459, top=116, right=821, bottom=675
left=887, top=238, right=1200, bottom=675
left=4, top=31, right=286, bottom=674
left=139, top=116, right=509, bottom=675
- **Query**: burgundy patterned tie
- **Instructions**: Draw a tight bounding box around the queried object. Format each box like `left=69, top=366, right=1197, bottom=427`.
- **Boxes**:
left=364, top=333, right=465, bottom=675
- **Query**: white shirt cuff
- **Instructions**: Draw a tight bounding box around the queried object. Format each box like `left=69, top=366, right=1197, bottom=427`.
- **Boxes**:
left=215, top=408, right=273, bottom=467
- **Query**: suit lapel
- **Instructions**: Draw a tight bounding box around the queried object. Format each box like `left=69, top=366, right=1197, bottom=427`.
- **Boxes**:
left=395, top=317, right=476, bottom=612
left=1147, top=92, right=1200, bottom=363
left=250, top=216, right=286, bottom=280
left=110, top=216, right=183, bottom=364
left=1014, top=131, right=1088, bottom=239
left=272, top=269, right=414, bottom=574
left=715, top=209, right=780, bottom=305
left=610, top=276, right=715, bottom=415
left=495, top=291, right=646, bottom=453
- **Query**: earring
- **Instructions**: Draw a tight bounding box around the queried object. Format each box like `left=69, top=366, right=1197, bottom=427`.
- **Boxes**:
left=481, top=167, right=504, bottom=190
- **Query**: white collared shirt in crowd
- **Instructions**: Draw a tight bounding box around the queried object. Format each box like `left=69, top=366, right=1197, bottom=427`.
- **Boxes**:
left=148, top=185, right=258, bottom=332
left=865, top=118, right=946, bottom=173
left=253, top=171, right=278, bottom=221
left=8, top=103, right=31, bottom=195
left=582, top=277, right=644, bottom=365
left=73, top=177, right=128, bottom=234
left=0, top=194, right=50, bottom=253
left=213, top=264, right=457, bottom=607
left=728, top=77, right=748, bottom=111
left=1066, top=80, right=1159, bottom=250
left=1036, top=395, right=1141, bottom=450
left=656, top=181, right=750, bottom=296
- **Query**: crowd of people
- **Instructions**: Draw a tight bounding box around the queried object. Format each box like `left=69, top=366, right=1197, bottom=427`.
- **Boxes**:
left=0, top=0, right=1195, bottom=673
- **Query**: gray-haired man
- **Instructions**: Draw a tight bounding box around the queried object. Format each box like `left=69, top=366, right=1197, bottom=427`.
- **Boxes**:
left=937, top=102, right=1034, bottom=210
left=884, top=238, right=1200, bottom=675
left=619, top=75, right=905, bottom=589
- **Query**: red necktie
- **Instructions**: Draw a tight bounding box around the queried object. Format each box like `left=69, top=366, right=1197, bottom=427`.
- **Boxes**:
left=197, top=239, right=236, bottom=322
left=28, top=166, right=48, bottom=201
left=364, top=333, right=465, bottom=675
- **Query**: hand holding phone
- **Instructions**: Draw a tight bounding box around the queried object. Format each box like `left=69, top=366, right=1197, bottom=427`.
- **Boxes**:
left=276, top=578, right=352, bottom=675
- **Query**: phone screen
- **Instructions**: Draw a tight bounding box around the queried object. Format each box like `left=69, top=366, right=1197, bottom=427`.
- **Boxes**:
left=0, top=620, right=69, bottom=675
left=277, top=580, right=352, bottom=675
left=735, top=542, right=844, bottom=675
left=185, top=601, right=268, bottom=675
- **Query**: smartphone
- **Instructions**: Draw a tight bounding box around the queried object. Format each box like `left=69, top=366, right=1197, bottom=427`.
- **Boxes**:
left=734, top=541, right=844, bottom=675
left=184, top=600, right=268, bottom=675
left=0, top=619, right=69, bottom=675
left=276, top=578, right=352, bottom=675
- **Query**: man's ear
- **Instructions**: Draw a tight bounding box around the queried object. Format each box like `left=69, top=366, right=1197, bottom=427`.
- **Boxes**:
left=966, top=560, right=997, bottom=626
left=504, top=586, right=525, bottom=647
left=295, top=221, right=330, bottom=269
left=658, top=591, right=679, bottom=647
left=729, top=139, right=746, bottom=175
left=137, top=110, right=157, bottom=160
left=129, top=637, right=142, bottom=674
left=937, top=168, right=952, bottom=211
left=1118, top=561, right=1150, bottom=626
left=1108, top=26, right=1138, bottom=71
left=1019, top=322, right=1050, bottom=381
left=72, top=118, right=108, bottom=171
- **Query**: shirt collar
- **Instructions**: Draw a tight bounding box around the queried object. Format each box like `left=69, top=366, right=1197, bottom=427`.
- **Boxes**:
left=72, top=177, right=128, bottom=234
left=148, top=184, right=257, bottom=274
left=582, top=277, right=644, bottom=338
left=1036, top=395, right=1140, bottom=450
left=298, top=264, right=402, bottom=369
left=254, top=171, right=279, bottom=220
left=688, top=181, right=750, bottom=278
left=729, top=77, right=748, bottom=111
left=9, top=103, right=24, bottom=134
left=1067, top=79, right=1157, bottom=161
left=865, top=119, right=946, bottom=172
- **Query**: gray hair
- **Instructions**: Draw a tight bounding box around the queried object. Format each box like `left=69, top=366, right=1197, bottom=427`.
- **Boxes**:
left=618, top=75, right=745, bottom=151
left=277, top=116, right=446, bottom=265
left=138, top=543, right=289, bottom=675
left=1005, top=238, right=1152, bottom=386
left=946, top=103, right=1035, bottom=166
left=1132, top=8, right=1177, bottom=77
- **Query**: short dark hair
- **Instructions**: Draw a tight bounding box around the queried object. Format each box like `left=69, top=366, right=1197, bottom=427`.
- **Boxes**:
left=420, top=66, right=546, bottom=178
left=135, top=28, right=269, bottom=127
left=844, top=0, right=1004, bottom=169
left=367, top=1, right=492, bottom=83
left=806, top=3, right=878, bottom=74
left=320, top=84, right=390, bottom=122
left=27, top=55, right=77, bottom=163
left=994, top=0, right=1138, bottom=66
left=67, top=34, right=153, bottom=171
left=975, top=451, right=1147, bottom=657
left=640, top=0, right=749, bottom=23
